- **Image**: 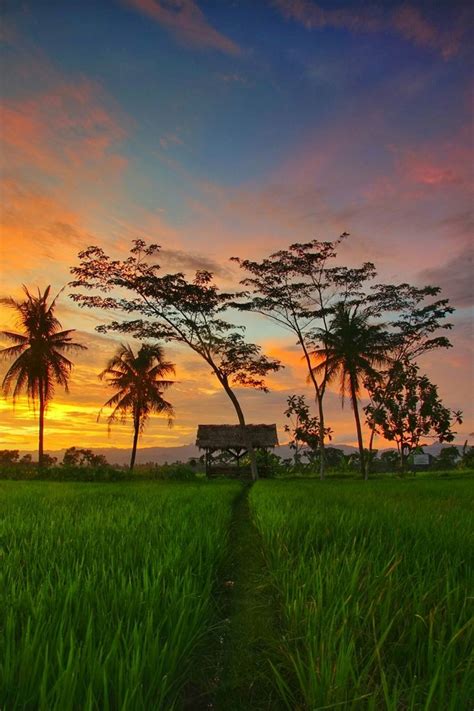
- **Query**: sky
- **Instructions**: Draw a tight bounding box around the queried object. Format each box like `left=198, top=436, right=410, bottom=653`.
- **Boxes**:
left=0, top=0, right=473, bottom=455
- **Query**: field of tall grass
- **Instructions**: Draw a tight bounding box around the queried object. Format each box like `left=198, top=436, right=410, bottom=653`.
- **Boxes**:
left=1, top=478, right=472, bottom=709
left=0, top=480, right=240, bottom=710
left=250, top=480, right=474, bottom=709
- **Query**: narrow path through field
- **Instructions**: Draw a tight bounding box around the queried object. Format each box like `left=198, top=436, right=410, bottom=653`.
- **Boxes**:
left=213, top=483, right=283, bottom=710
left=184, top=483, right=283, bottom=711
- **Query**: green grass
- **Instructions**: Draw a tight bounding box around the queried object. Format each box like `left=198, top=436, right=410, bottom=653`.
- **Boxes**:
left=0, top=480, right=240, bottom=710
left=213, top=485, right=283, bottom=710
left=250, top=479, right=474, bottom=709
left=1, top=478, right=473, bottom=709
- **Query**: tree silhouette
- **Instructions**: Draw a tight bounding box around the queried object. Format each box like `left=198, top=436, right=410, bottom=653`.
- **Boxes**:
left=311, top=302, right=388, bottom=478
left=0, top=286, right=86, bottom=466
left=364, top=282, right=455, bottom=461
left=70, top=241, right=281, bottom=480
left=232, top=235, right=376, bottom=478
left=364, top=360, right=462, bottom=471
left=99, top=343, right=175, bottom=470
left=284, top=394, right=332, bottom=467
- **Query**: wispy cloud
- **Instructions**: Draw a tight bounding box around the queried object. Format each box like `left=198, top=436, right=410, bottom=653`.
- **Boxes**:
left=1, top=78, right=127, bottom=186
left=159, top=132, right=184, bottom=149
left=217, top=72, right=253, bottom=87
left=0, top=178, right=91, bottom=277
left=159, top=248, right=233, bottom=278
left=419, top=245, right=474, bottom=307
left=124, top=0, right=241, bottom=55
left=271, top=0, right=463, bottom=58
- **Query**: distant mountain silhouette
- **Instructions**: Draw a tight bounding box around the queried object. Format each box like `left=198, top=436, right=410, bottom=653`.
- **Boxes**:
left=15, top=442, right=465, bottom=466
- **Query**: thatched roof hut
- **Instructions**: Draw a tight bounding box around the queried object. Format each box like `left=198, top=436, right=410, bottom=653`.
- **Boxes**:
left=196, top=424, right=278, bottom=451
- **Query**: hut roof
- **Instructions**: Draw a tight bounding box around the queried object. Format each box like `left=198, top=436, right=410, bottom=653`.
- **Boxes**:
left=196, top=424, right=278, bottom=450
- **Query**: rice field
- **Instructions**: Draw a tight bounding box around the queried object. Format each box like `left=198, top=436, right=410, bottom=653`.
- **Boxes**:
left=250, top=480, right=474, bottom=709
left=0, top=481, right=239, bottom=710
left=1, top=478, right=473, bottom=709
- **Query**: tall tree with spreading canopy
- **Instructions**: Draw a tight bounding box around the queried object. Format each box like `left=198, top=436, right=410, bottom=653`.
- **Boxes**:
left=311, top=302, right=389, bottom=478
left=70, top=241, right=281, bottom=479
left=99, top=343, right=175, bottom=470
left=0, top=286, right=86, bottom=466
left=232, top=235, right=376, bottom=478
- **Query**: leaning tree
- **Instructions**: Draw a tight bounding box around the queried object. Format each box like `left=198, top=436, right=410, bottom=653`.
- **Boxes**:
left=0, top=285, right=86, bottom=466
left=70, top=241, right=281, bottom=479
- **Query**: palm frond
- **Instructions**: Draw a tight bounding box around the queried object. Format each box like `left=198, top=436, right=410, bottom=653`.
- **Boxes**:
left=1, top=285, right=85, bottom=409
left=99, top=342, right=176, bottom=439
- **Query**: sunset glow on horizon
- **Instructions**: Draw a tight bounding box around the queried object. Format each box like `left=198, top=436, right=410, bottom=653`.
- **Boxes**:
left=1, top=0, right=472, bottom=455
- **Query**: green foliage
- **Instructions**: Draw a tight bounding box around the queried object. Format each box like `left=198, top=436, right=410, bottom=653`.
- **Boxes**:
left=0, top=481, right=240, bottom=709
left=135, top=462, right=198, bottom=481
left=284, top=394, right=332, bottom=464
left=365, top=361, right=462, bottom=469
left=251, top=450, right=283, bottom=478
left=460, top=445, right=474, bottom=469
left=40, top=453, right=57, bottom=468
left=380, top=450, right=400, bottom=468
left=0, top=449, right=19, bottom=464
left=0, top=462, right=201, bottom=482
left=62, top=447, right=109, bottom=468
left=435, top=446, right=460, bottom=469
left=250, top=480, right=474, bottom=709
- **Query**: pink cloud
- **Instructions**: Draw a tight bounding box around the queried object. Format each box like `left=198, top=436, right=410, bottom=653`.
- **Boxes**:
left=271, top=0, right=462, bottom=58
left=124, top=0, right=241, bottom=55
left=398, top=156, right=460, bottom=186
left=1, top=79, right=127, bottom=186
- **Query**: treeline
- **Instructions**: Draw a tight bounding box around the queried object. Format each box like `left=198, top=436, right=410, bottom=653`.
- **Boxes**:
left=0, top=235, right=464, bottom=478
left=1, top=443, right=473, bottom=483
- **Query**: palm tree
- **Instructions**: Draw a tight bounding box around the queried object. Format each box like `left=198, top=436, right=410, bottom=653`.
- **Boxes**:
left=99, top=343, right=175, bottom=470
left=0, top=285, right=87, bottom=466
left=311, top=302, right=388, bottom=478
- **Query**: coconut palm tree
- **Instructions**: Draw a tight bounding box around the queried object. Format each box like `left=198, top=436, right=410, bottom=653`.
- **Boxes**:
left=310, top=302, right=388, bottom=478
left=99, top=343, right=175, bottom=470
left=0, top=285, right=87, bottom=466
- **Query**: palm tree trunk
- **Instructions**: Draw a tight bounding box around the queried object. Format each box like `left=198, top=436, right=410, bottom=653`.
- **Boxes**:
left=130, top=416, right=140, bottom=471
left=367, top=428, right=376, bottom=476
left=350, top=375, right=366, bottom=479
left=316, top=396, right=326, bottom=481
left=38, top=382, right=45, bottom=468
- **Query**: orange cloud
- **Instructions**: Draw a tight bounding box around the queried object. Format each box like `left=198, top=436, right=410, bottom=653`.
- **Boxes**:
left=124, top=0, right=241, bottom=55
left=0, top=57, right=132, bottom=299
left=1, top=79, right=127, bottom=187
left=0, top=178, right=94, bottom=283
